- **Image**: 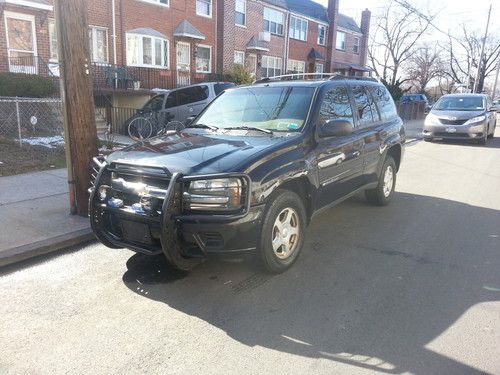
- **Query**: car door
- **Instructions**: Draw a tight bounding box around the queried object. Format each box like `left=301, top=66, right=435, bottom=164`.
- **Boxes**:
left=159, top=91, right=178, bottom=124
left=315, top=84, right=365, bottom=209
left=175, top=85, right=210, bottom=123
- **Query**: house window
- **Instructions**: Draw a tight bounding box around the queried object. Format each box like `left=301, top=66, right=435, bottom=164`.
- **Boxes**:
left=289, top=16, right=307, bottom=41
left=234, top=50, right=245, bottom=65
left=336, top=31, right=346, bottom=51
left=263, top=8, right=284, bottom=35
left=317, top=25, right=326, bottom=45
left=287, top=59, right=305, bottom=74
left=261, top=55, right=282, bottom=77
left=4, top=12, right=37, bottom=72
left=196, top=45, right=211, bottom=73
left=315, top=63, right=324, bottom=74
left=126, top=33, right=169, bottom=68
left=89, top=27, right=108, bottom=63
left=235, top=0, right=246, bottom=26
left=353, top=37, right=360, bottom=54
left=196, top=0, right=211, bottom=17
left=48, top=19, right=58, bottom=61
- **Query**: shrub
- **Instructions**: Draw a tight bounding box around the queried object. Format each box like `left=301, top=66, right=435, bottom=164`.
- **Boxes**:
left=0, top=72, right=56, bottom=98
left=223, top=65, right=254, bottom=85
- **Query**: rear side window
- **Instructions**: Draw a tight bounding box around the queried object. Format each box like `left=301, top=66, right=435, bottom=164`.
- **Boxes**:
left=352, top=85, right=379, bottom=126
left=177, top=85, right=209, bottom=106
left=367, top=85, right=398, bottom=121
left=319, top=86, right=354, bottom=126
left=214, top=83, right=235, bottom=96
left=143, top=95, right=165, bottom=111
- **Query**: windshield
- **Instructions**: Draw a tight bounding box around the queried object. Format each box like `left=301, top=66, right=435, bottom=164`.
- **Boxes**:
left=194, top=86, right=315, bottom=132
left=433, top=96, right=485, bottom=111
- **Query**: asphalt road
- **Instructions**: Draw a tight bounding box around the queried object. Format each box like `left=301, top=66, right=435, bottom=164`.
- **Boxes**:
left=1, top=131, right=500, bottom=375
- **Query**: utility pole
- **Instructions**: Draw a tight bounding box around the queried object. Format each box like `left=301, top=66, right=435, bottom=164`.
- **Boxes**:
left=473, top=4, right=492, bottom=93
left=54, top=0, right=98, bottom=216
left=492, top=58, right=500, bottom=99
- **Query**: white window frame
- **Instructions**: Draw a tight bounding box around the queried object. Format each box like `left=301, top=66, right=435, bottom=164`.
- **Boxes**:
left=196, top=44, right=212, bottom=73
left=137, top=0, right=169, bottom=7
left=263, top=7, right=284, bottom=36
left=336, top=31, right=346, bottom=51
left=287, top=59, right=305, bottom=74
left=315, top=63, right=324, bottom=74
left=196, top=0, right=212, bottom=18
left=235, top=0, right=246, bottom=27
left=234, top=50, right=245, bottom=65
left=261, top=55, right=282, bottom=77
left=48, top=18, right=58, bottom=62
left=89, top=26, right=109, bottom=64
left=126, top=33, right=170, bottom=69
left=4, top=11, right=37, bottom=69
left=289, top=16, right=308, bottom=42
left=317, top=24, right=326, bottom=46
left=353, top=36, right=360, bottom=54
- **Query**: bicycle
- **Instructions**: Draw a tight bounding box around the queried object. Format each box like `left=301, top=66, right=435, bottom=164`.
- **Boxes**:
left=127, top=111, right=185, bottom=141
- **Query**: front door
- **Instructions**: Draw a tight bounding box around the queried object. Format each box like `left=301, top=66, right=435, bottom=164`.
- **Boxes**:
left=246, top=54, right=257, bottom=78
left=176, top=42, right=191, bottom=87
left=4, top=12, right=37, bottom=74
left=315, top=85, right=364, bottom=209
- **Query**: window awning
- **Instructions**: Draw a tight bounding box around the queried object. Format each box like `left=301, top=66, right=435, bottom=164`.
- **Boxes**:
left=307, top=48, right=325, bottom=61
left=333, top=62, right=371, bottom=72
left=127, top=28, right=167, bottom=39
left=246, top=36, right=269, bottom=52
left=173, top=20, right=206, bottom=40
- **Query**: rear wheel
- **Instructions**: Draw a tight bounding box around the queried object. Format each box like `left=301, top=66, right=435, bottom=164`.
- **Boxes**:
left=365, top=156, right=397, bottom=206
left=128, top=116, right=153, bottom=140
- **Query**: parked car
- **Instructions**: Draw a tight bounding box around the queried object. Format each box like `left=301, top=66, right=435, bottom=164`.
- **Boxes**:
left=400, top=93, right=431, bottom=113
left=491, top=99, right=500, bottom=112
left=423, top=93, right=497, bottom=144
left=90, top=76, right=405, bottom=273
left=124, top=82, right=236, bottom=136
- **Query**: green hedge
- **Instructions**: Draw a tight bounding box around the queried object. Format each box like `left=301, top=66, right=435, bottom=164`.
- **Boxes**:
left=0, top=72, right=56, bottom=98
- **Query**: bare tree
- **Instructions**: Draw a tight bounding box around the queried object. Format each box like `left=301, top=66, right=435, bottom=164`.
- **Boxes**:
left=405, top=44, right=443, bottom=93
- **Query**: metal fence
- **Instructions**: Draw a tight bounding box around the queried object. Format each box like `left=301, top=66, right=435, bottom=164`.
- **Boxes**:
left=0, top=97, right=65, bottom=175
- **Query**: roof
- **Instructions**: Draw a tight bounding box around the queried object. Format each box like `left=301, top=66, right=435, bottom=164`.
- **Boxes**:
left=308, top=48, right=325, bottom=60
left=333, top=61, right=371, bottom=71
left=337, top=13, right=362, bottom=33
left=285, top=0, right=329, bottom=23
left=127, top=28, right=167, bottom=39
left=173, top=20, right=206, bottom=40
left=246, top=36, right=270, bottom=51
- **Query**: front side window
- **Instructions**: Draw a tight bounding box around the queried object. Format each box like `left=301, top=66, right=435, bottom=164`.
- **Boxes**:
left=195, top=86, right=315, bottom=132
left=263, top=8, right=284, bottom=35
left=196, top=45, right=211, bottom=73
left=289, top=16, right=307, bottom=41
left=318, top=25, right=326, bottom=45
left=261, top=55, right=282, bottom=77
left=234, top=50, right=245, bottom=65
left=126, top=33, right=169, bottom=68
left=235, top=0, right=246, bottom=26
left=48, top=19, right=58, bottom=61
left=319, top=86, right=353, bottom=125
left=196, top=0, right=211, bottom=17
left=143, top=95, right=165, bottom=112
left=367, top=85, right=397, bottom=121
left=352, top=85, right=380, bottom=126
left=353, top=37, right=360, bottom=54
left=89, top=27, right=108, bottom=63
left=287, top=59, right=305, bottom=74
left=336, top=31, right=346, bottom=51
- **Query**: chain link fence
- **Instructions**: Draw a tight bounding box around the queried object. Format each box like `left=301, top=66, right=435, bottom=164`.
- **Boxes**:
left=0, top=97, right=66, bottom=176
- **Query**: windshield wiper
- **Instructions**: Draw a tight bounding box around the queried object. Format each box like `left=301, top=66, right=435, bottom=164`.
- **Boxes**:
left=186, top=123, right=219, bottom=131
left=225, top=126, right=273, bottom=134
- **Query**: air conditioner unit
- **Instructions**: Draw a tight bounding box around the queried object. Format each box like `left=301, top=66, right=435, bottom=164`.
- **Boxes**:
left=258, top=31, right=271, bottom=42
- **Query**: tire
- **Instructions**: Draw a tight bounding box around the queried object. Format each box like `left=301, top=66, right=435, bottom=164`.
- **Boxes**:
left=365, top=156, right=397, bottom=206
left=259, top=190, right=307, bottom=274
left=424, top=138, right=432, bottom=142
left=487, top=123, right=496, bottom=139
left=477, top=132, right=487, bottom=145
left=128, top=116, right=153, bottom=140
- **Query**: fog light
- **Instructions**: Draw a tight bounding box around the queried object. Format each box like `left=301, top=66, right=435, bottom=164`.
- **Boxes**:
left=98, top=185, right=109, bottom=201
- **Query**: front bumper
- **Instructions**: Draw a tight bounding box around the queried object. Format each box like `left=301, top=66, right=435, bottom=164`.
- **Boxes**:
left=422, top=122, right=487, bottom=140
left=89, top=161, right=263, bottom=257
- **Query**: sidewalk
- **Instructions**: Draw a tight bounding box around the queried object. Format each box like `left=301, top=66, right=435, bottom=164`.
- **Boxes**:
left=0, top=168, right=94, bottom=267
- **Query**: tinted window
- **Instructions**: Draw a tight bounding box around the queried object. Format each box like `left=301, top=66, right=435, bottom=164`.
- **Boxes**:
left=214, top=83, right=236, bottom=96
left=434, top=96, right=485, bottom=111
left=319, top=86, right=354, bottom=125
left=165, top=92, right=177, bottom=109
left=177, top=86, right=209, bottom=106
left=367, top=85, right=398, bottom=121
left=143, top=95, right=165, bottom=111
left=352, top=85, right=379, bottom=126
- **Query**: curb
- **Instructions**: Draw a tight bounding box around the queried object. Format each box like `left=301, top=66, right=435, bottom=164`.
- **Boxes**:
left=0, top=228, right=95, bottom=268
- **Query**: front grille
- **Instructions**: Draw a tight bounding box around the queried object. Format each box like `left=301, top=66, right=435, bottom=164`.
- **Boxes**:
left=434, top=132, right=470, bottom=138
left=439, top=118, right=467, bottom=125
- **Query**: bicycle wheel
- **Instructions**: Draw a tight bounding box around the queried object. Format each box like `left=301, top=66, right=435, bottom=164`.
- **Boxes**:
left=165, top=120, right=185, bottom=132
left=128, top=116, right=153, bottom=140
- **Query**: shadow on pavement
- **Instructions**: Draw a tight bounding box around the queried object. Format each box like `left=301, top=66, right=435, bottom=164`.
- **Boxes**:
left=122, top=192, right=500, bottom=374
left=430, top=134, right=500, bottom=149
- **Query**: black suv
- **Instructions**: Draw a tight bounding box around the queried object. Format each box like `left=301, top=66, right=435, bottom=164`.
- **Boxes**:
left=90, top=76, right=405, bottom=273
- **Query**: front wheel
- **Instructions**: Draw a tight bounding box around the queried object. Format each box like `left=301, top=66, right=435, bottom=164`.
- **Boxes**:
left=365, top=156, right=397, bottom=206
left=259, top=190, right=307, bottom=273
left=128, top=116, right=153, bottom=140
left=487, top=123, right=496, bottom=139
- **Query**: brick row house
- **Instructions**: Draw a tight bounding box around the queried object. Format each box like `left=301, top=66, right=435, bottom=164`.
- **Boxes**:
left=0, top=0, right=371, bottom=108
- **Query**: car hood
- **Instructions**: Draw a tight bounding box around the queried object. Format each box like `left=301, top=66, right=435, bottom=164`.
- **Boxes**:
left=106, top=130, right=297, bottom=175
left=430, top=109, right=485, bottom=120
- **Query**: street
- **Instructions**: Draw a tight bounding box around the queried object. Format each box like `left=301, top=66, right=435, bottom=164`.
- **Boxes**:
left=1, top=133, right=499, bottom=375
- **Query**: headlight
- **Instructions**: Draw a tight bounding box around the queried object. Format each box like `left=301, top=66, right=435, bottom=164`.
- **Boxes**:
left=97, top=185, right=109, bottom=201
left=183, top=177, right=245, bottom=212
left=424, top=113, right=440, bottom=126
left=464, top=115, right=486, bottom=125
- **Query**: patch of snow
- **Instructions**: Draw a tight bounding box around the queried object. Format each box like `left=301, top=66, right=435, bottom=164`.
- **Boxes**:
left=21, top=135, right=65, bottom=149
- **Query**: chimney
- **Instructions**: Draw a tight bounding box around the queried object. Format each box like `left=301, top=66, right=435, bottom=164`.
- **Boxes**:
left=326, top=0, right=339, bottom=72
left=360, top=8, right=371, bottom=67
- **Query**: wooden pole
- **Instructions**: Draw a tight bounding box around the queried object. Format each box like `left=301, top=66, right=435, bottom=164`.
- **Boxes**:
left=473, top=4, right=492, bottom=93
left=54, top=0, right=98, bottom=216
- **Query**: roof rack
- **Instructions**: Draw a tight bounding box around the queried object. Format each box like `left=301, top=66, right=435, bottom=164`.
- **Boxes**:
left=253, top=72, right=379, bottom=84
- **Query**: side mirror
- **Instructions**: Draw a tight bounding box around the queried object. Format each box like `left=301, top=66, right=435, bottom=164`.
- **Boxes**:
left=185, top=115, right=197, bottom=126
left=320, top=119, right=353, bottom=138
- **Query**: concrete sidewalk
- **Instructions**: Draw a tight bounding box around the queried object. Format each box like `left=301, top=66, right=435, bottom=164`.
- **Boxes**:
left=0, top=168, right=94, bottom=267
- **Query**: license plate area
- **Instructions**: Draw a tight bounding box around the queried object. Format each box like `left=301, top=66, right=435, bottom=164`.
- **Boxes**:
left=121, top=220, right=153, bottom=245
left=445, top=127, right=457, bottom=133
